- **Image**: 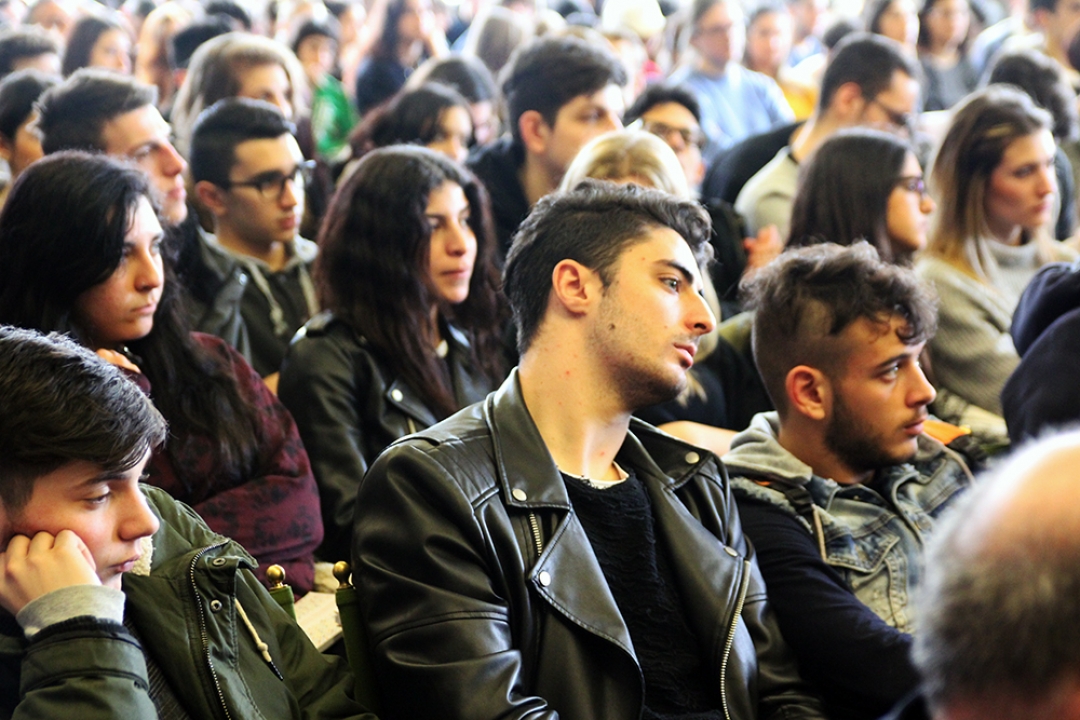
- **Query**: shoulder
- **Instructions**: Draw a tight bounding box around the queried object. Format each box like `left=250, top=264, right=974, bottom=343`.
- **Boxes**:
left=362, top=401, right=498, bottom=503
left=142, top=485, right=255, bottom=567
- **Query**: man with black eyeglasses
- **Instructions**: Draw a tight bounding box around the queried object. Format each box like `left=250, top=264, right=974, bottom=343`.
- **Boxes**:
left=191, top=98, right=320, bottom=381
left=735, top=33, right=919, bottom=240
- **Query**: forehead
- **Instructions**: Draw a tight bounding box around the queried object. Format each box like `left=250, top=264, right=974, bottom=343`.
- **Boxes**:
left=230, top=133, right=302, bottom=172
left=613, top=224, right=701, bottom=280
left=640, top=101, right=700, bottom=130
left=875, top=71, right=920, bottom=110
left=699, top=1, right=739, bottom=25
left=556, top=84, right=624, bottom=119
left=838, top=314, right=918, bottom=366
left=997, top=129, right=1055, bottom=167
left=99, top=104, right=169, bottom=155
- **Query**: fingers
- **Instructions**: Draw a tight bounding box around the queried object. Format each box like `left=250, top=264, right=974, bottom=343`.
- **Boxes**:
left=0, top=531, right=101, bottom=616
left=95, top=348, right=142, bottom=374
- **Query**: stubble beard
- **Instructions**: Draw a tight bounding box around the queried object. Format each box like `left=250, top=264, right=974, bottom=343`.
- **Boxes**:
left=823, top=392, right=916, bottom=477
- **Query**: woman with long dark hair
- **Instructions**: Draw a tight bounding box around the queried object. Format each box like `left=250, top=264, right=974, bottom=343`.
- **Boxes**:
left=279, top=145, right=505, bottom=561
left=0, top=151, right=323, bottom=592
left=787, top=128, right=934, bottom=265
left=343, top=82, right=474, bottom=176
left=353, top=0, right=445, bottom=114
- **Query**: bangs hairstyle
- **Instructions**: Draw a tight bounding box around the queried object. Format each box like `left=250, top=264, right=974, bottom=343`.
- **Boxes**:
left=788, top=128, right=915, bottom=264
left=0, top=325, right=167, bottom=512
left=316, top=145, right=504, bottom=418
left=742, top=242, right=938, bottom=415
left=927, top=85, right=1053, bottom=281
left=504, top=179, right=712, bottom=354
left=0, top=150, right=261, bottom=488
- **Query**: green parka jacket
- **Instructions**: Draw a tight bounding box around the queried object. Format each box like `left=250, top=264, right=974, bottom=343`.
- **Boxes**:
left=0, top=485, right=377, bottom=720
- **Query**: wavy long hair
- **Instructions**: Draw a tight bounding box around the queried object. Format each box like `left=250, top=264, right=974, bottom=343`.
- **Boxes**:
left=0, top=151, right=261, bottom=489
left=317, top=146, right=505, bottom=418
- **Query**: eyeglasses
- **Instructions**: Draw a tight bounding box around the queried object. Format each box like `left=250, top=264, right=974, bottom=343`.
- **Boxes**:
left=867, top=96, right=915, bottom=136
left=895, top=175, right=928, bottom=196
left=641, top=120, right=707, bottom=150
left=223, top=160, right=316, bottom=202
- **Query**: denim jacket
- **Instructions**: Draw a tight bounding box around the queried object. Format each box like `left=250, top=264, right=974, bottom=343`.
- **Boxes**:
left=724, top=413, right=974, bottom=631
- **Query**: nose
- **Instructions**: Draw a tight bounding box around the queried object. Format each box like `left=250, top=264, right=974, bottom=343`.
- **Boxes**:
left=445, top=220, right=474, bottom=257
left=118, top=486, right=161, bottom=541
left=601, top=111, right=622, bottom=134
left=271, top=93, right=293, bottom=122
left=910, top=360, right=937, bottom=407
left=280, top=174, right=302, bottom=208
left=688, top=288, right=717, bottom=336
left=160, top=140, right=186, bottom=178
left=136, top=250, right=164, bottom=292
left=1037, top=165, right=1056, bottom=197
left=920, top=193, right=935, bottom=214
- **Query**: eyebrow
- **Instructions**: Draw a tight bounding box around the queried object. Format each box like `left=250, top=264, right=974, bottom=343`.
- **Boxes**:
left=873, top=349, right=917, bottom=371
left=655, top=258, right=699, bottom=288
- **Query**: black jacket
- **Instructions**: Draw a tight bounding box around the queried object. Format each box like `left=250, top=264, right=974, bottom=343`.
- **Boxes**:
left=279, top=311, right=494, bottom=561
left=353, top=371, right=826, bottom=720
left=1002, top=261, right=1080, bottom=442
left=467, top=136, right=529, bottom=255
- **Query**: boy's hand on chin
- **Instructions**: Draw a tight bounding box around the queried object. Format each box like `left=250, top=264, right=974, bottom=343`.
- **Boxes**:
left=0, top=530, right=100, bottom=615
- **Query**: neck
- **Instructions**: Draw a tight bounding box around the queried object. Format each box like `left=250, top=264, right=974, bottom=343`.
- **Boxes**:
left=790, top=112, right=835, bottom=162
left=216, top=227, right=290, bottom=271
left=776, top=416, right=872, bottom=486
left=517, top=336, right=632, bottom=482
left=696, top=54, right=729, bottom=76
left=397, top=39, right=423, bottom=65
left=519, top=153, right=560, bottom=208
left=986, top=218, right=1024, bottom=246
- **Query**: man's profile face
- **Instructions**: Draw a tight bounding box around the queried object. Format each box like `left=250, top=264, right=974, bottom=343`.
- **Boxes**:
left=0, top=453, right=160, bottom=590
left=214, top=133, right=305, bottom=248
left=856, top=70, right=920, bottom=137
left=823, top=315, right=935, bottom=478
left=639, top=101, right=706, bottom=188
left=589, top=226, right=716, bottom=409
left=98, top=104, right=188, bottom=226
left=540, top=84, right=624, bottom=179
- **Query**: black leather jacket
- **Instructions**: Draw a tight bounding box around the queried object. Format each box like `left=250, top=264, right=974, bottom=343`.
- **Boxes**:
left=353, top=371, right=826, bottom=720
left=279, top=311, right=493, bottom=561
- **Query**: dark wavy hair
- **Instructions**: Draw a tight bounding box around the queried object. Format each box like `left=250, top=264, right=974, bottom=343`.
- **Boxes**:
left=316, top=145, right=505, bottom=418
left=347, top=82, right=472, bottom=160
left=787, top=128, right=916, bottom=264
left=61, top=13, right=126, bottom=76
left=0, top=151, right=260, bottom=489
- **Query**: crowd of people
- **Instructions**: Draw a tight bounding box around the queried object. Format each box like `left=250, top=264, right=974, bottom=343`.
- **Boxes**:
left=3, top=0, right=1080, bottom=717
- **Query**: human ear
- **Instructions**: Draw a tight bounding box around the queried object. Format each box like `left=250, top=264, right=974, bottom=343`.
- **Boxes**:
left=550, top=259, right=601, bottom=316
left=0, top=134, right=13, bottom=163
left=831, top=82, right=865, bottom=122
left=518, top=109, right=550, bottom=157
left=194, top=180, right=228, bottom=217
left=785, top=365, right=830, bottom=421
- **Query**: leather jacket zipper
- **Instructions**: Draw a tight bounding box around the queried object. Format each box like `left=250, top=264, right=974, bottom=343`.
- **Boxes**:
left=189, top=542, right=233, bottom=720
left=719, top=559, right=751, bottom=720
left=527, top=512, right=544, bottom=557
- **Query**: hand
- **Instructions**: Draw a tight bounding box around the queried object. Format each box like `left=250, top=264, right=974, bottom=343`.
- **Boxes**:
left=0, top=530, right=100, bottom=615
left=96, top=348, right=142, bottom=374
left=743, top=225, right=783, bottom=273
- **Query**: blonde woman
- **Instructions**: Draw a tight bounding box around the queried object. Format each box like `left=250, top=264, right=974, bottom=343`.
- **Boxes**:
left=918, top=85, right=1075, bottom=417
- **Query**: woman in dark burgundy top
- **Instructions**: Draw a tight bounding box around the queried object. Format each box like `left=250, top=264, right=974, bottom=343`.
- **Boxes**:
left=0, top=151, right=323, bottom=593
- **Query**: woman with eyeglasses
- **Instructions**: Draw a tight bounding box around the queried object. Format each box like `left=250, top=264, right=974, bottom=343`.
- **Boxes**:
left=278, top=146, right=506, bottom=562
left=918, top=85, right=1076, bottom=422
left=0, top=151, right=325, bottom=594
left=787, top=127, right=934, bottom=265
